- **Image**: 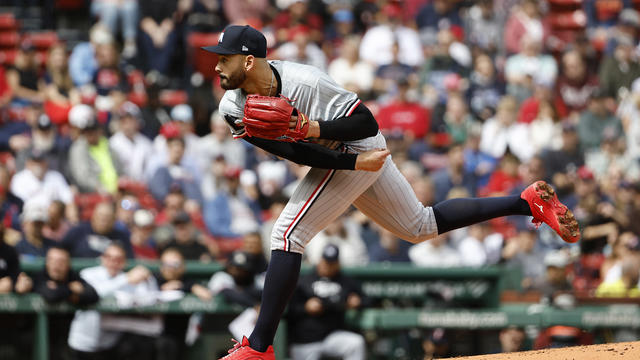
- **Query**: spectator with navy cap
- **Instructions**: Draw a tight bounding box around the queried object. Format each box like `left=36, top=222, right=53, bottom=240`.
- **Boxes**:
left=161, top=211, right=213, bottom=262
left=15, top=113, right=71, bottom=174
left=288, top=244, right=367, bottom=360
left=208, top=250, right=263, bottom=307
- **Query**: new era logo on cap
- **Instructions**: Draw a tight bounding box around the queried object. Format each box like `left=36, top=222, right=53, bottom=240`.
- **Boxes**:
left=202, top=25, right=267, bottom=58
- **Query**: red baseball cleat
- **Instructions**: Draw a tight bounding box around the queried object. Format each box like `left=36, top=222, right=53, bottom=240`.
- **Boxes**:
left=220, top=336, right=275, bottom=360
left=520, top=181, right=580, bottom=243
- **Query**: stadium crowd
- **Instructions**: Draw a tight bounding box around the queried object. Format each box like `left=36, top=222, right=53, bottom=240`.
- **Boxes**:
left=1, top=0, right=640, bottom=358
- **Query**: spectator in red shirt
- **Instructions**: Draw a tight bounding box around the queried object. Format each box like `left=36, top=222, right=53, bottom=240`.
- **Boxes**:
left=481, top=152, right=522, bottom=197
left=377, top=79, right=430, bottom=140
left=43, top=42, right=80, bottom=125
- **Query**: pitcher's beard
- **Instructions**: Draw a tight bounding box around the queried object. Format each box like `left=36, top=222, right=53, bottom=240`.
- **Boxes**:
left=220, top=70, right=246, bottom=90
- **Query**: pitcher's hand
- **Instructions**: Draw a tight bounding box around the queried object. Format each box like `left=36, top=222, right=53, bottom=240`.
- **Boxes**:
left=355, top=149, right=390, bottom=171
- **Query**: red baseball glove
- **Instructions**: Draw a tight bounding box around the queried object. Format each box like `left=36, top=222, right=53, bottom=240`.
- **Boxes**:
left=242, top=95, right=309, bottom=142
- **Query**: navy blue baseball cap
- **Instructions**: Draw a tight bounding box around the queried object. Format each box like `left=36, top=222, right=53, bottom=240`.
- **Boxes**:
left=202, top=25, right=267, bottom=58
left=321, top=244, right=340, bottom=262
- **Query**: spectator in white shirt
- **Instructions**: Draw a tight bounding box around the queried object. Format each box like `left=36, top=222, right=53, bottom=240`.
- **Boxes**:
left=274, top=25, right=328, bottom=71
left=409, top=233, right=462, bottom=268
left=10, top=148, right=74, bottom=207
left=68, top=242, right=157, bottom=359
left=359, top=3, right=423, bottom=67
left=505, top=35, right=557, bottom=101
left=328, top=36, right=374, bottom=97
left=304, top=218, right=369, bottom=267
left=109, top=102, right=154, bottom=182
left=197, top=111, right=247, bottom=173
left=457, top=223, right=504, bottom=267
left=480, top=96, right=533, bottom=162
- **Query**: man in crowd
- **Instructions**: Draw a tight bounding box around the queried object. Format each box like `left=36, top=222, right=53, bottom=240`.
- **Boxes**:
left=68, top=242, right=157, bottom=359
left=149, top=135, right=203, bottom=204
left=0, top=216, right=31, bottom=294
left=209, top=251, right=263, bottom=308
left=62, top=201, right=134, bottom=258
left=155, top=248, right=212, bottom=360
left=163, top=211, right=215, bottom=262
left=287, top=245, right=366, bottom=360
left=33, top=246, right=99, bottom=360
left=10, top=148, right=74, bottom=207
left=15, top=200, right=55, bottom=258
left=109, top=101, right=154, bottom=182
left=0, top=216, right=33, bottom=360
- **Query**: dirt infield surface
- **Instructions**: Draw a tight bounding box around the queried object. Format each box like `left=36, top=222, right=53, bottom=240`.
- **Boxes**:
left=451, top=341, right=640, bottom=360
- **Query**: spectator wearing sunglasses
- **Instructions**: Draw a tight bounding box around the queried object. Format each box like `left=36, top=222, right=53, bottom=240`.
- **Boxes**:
left=155, top=248, right=212, bottom=360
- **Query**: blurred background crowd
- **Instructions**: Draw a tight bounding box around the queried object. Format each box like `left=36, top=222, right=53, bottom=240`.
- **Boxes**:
left=1, top=0, right=640, bottom=359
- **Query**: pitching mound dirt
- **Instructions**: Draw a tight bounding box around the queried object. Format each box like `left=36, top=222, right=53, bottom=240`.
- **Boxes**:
left=451, top=341, right=640, bottom=360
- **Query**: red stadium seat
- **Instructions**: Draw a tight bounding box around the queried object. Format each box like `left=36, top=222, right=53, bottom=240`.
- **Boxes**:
left=0, top=14, right=18, bottom=31
left=571, top=253, right=605, bottom=293
left=0, top=151, right=14, bottom=166
left=549, top=10, right=588, bottom=29
left=117, top=179, right=160, bottom=211
left=159, top=89, right=188, bottom=107
left=548, top=0, right=583, bottom=6
left=75, top=193, right=113, bottom=221
left=0, top=49, right=18, bottom=65
left=23, top=31, right=59, bottom=50
left=187, top=32, right=219, bottom=80
left=0, top=31, right=19, bottom=48
left=127, top=70, right=148, bottom=107
left=55, top=0, right=86, bottom=10
left=127, top=91, right=148, bottom=107
left=35, top=49, right=48, bottom=67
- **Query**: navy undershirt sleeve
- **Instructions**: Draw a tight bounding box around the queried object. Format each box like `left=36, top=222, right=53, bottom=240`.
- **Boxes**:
left=245, top=137, right=357, bottom=170
left=317, top=103, right=378, bottom=141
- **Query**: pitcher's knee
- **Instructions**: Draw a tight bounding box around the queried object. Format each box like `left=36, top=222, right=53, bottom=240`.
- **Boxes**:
left=270, top=230, right=307, bottom=254
left=399, top=231, right=437, bottom=244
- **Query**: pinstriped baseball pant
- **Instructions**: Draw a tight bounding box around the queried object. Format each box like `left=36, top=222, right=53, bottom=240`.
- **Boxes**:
left=270, top=155, right=439, bottom=254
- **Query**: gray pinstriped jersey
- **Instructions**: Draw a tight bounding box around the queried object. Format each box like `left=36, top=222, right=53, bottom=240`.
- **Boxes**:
left=219, top=60, right=384, bottom=152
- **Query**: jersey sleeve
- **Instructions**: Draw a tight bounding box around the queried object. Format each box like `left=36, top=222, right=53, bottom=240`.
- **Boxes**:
left=219, top=91, right=245, bottom=121
left=219, top=91, right=247, bottom=136
left=310, top=71, right=360, bottom=122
